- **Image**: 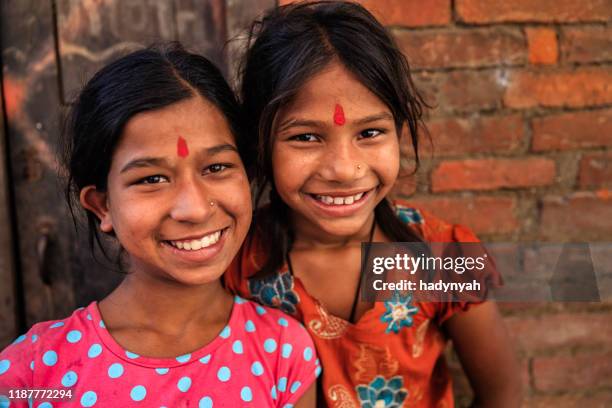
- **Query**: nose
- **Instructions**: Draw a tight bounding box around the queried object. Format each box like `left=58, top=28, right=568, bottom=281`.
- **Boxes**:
left=318, top=138, right=362, bottom=183
left=169, top=177, right=214, bottom=223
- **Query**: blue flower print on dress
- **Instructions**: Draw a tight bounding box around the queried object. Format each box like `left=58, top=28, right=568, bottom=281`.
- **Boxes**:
left=380, top=291, right=418, bottom=334
left=356, top=375, right=408, bottom=408
left=248, top=271, right=299, bottom=315
left=395, top=206, right=423, bottom=225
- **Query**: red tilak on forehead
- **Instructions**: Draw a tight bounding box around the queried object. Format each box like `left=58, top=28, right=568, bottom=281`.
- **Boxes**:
left=177, top=136, right=189, bottom=158
left=333, top=104, right=346, bottom=126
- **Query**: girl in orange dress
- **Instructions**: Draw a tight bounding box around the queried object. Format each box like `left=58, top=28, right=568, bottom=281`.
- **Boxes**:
left=225, top=2, right=522, bottom=407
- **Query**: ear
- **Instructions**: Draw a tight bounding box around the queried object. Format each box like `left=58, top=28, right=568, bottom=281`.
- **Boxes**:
left=80, top=186, right=113, bottom=233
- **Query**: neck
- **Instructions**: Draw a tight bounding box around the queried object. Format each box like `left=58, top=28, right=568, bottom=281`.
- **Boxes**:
left=291, top=212, right=376, bottom=250
left=100, top=272, right=232, bottom=335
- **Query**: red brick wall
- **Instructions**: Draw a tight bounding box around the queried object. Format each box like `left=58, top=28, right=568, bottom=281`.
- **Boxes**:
left=279, top=1, right=612, bottom=406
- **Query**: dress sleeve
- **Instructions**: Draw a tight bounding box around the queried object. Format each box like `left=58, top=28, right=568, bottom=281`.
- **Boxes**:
left=0, top=331, right=36, bottom=407
left=435, top=223, right=503, bottom=325
left=274, top=320, right=320, bottom=407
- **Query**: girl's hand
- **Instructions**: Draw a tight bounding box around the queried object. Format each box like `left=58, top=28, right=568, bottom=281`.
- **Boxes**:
left=444, top=301, right=522, bottom=408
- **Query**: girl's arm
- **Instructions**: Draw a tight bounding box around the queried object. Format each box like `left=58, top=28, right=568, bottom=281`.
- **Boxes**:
left=443, top=301, right=522, bottom=408
left=294, top=383, right=316, bottom=408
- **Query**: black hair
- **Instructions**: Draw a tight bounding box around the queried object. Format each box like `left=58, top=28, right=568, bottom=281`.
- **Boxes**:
left=240, top=1, right=427, bottom=277
left=62, top=42, right=247, bottom=263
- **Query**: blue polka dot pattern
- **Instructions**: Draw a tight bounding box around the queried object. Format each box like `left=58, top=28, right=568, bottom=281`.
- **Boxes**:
left=278, top=318, right=289, bottom=327
left=108, top=363, right=124, bottom=379
left=232, top=340, right=243, bottom=354
left=271, top=385, right=278, bottom=400
left=245, top=320, right=256, bottom=332
left=217, top=366, right=231, bottom=382
left=281, top=343, right=293, bottom=358
left=61, top=370, right=78, bottom=387
left=31, top=334, right=38, bottom=343
left=49, top=322, right=64, bottom=328
left=283, top=405, right=294, bottom=408
left=263, top=339, right=277, bottom=353
left=219, top=326, right=231, bottom=339
left=125, top=351, right=139, bottom=359
left=80, top=390, right=97, bottom=407
left=39, top=402, right=53, bottom=408
left=42, top=350, right=58, bottom=366
left=99, top=320, right=106, bottom=329
left=235, top=296, right=245, bottom=304
left=315, top=366, right=322, bottom=377
left=255, top=305, right=266, bottom=315
left=303, top=347, right=313, bottom=361
left=177, top=377, right=192, bottom=392
left=29, top=360, right=34, bottom=370
left=155, top=367, right=169, bottom=375
left=199, top=354, right=211, bottom=364
left=240, top=386, right=252, bottom=402
left=290, top=381, right=301, bottom=394
left=0, top=360, right=9, bottom=375
left=13, top=334, right=26, bottom=344
left=0, top=395, right=8, bottom=408
left=199, top=397, right=213, bottom=408
left=130, top=385, right=146, bottom=401
left=87, top=344, right=102, bottom=358
left=66, top=330, right=82, bottom=343
left=278, top=377, right=288, bottom=392
left=176, top=354, right=191, bottom=363
left=251, top=361, right=264, bottom=376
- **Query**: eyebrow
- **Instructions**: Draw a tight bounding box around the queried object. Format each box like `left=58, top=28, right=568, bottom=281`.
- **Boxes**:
left=277, top=111, right=394, bottom=132
left=119, top=143, right=239, bottom=174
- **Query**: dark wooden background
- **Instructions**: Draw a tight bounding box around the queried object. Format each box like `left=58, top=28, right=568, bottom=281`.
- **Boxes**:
left=0, top=0, right=274, bottom=347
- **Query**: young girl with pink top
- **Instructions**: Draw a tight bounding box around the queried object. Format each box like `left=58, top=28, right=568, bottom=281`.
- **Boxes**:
left=0, top=43, right=318, bottom=407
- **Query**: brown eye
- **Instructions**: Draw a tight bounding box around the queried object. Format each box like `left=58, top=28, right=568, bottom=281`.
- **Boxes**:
left=139, top=175, right=168, bottom=184
left=205, top=164, right=231, bottom=174
left=360, top=129, right=383, bottom=139
left=290, top=134, right=318, bottom=142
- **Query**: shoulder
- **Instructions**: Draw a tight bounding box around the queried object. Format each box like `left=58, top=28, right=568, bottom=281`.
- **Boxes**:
left=239, top=298, right=309, bottom=342
left=0, top=305, right=93, bottom=386
left=391, top=199, right=480, bottom=242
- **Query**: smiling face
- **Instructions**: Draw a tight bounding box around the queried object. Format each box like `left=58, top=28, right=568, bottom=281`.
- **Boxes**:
left=81, top=96, right=251, bottom=286
left=271, top=62, right=400, bottom=240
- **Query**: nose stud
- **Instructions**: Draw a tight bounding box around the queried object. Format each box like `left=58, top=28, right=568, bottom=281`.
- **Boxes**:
left=357, top=164, right=362, bottom=170
left=209, top=201, right=215, bottom=207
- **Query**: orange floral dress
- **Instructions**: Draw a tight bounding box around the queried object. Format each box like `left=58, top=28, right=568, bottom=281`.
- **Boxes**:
left=224, top=202, right=501, bottom=407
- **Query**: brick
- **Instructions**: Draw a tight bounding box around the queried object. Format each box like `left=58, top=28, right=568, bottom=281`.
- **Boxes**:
left=505, top=312, right=612, bottom=353
left=579, top=152, right=612, bottom=189
left=431, top=158, right=556, bottom=192
left=532, top=109, right=612, bottom=151
left=504, top=68, right=612, bottom=109
left=526, top=27, right=558, bottom=65
left=422, top=114, right=524, bottom=157
left=562, top=26, right=612, bottom=63
left=278, top=0, right=451, bottom=27
left=408, top=196, right=518, bottom=235
left=456, top=0, right=612, bottom=24
left=525, top=392, right=612, bottom=408
left=395, top=28, right=525, bottom=70
left=539, top=192, right=612, bottom=240
left=414, top=70, right=505, bottom=114
left=533, top=351, right=612, bottom=392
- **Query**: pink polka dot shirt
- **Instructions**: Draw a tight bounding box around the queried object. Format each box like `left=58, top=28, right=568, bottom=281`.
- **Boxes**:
left=0, top=296, right=320, bottom=407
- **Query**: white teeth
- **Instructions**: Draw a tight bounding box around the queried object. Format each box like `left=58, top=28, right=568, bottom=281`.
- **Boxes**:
left=168, top=230, right=222, bottom=251
left=315, top=192, right=367, bottom=206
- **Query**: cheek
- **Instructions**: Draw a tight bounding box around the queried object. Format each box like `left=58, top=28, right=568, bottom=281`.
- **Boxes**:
left=217, top=175, right=252, bottom=226
left=369, top=139, right=401, bottom=184
left=271, top=144, right=310, bottom=196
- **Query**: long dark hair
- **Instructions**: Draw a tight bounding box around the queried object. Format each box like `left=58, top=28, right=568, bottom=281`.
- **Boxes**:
left=240, top=1, right=428, bottom=277
left=62, top=42, right=247, bottom=263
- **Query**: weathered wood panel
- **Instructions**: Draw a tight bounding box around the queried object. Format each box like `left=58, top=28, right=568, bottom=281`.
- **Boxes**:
left=57, top=0, right=227, bottom=101
left=0, top=80, right=19, bottom=347
left=1, top=0, right=76, bottom=327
